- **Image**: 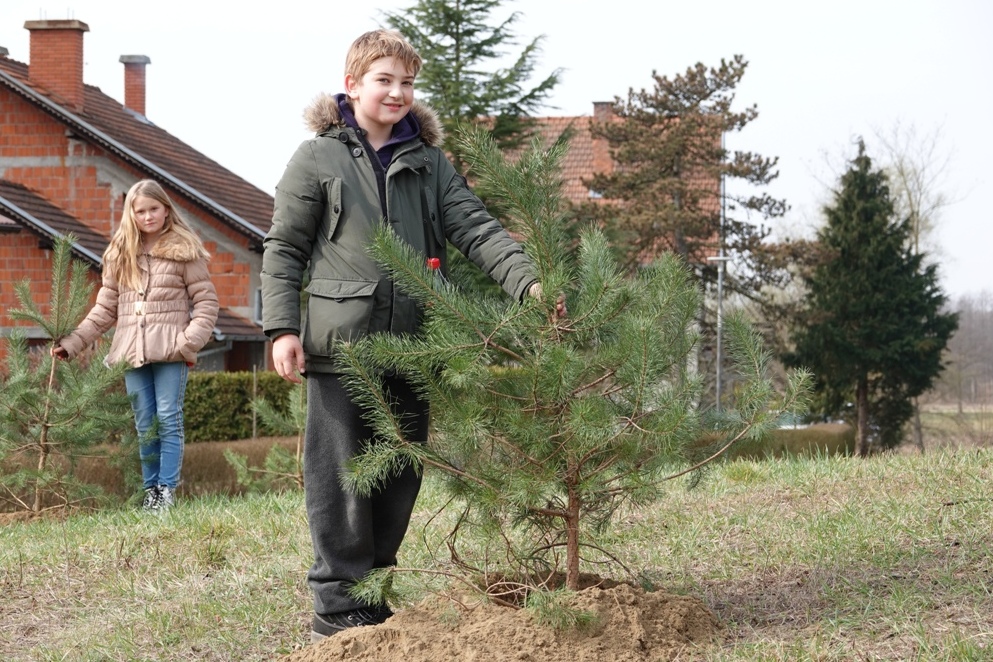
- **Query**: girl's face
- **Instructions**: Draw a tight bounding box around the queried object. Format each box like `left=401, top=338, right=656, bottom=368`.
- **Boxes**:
left=344, top=56, right=415, bottom=138
left=132, top=195, right=168, bottom=238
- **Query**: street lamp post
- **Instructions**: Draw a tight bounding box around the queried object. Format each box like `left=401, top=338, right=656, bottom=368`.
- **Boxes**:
left=708, top=131, right=728, bottom=412
left=707, top=254, right=730, bottom=412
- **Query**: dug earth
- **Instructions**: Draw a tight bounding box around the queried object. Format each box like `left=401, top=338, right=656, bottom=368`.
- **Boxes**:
left=278, top=583, right=720, bottom=662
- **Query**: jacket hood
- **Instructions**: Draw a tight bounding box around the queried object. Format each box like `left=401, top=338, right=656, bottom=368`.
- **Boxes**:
left=303, top=92, right=444, bottom=148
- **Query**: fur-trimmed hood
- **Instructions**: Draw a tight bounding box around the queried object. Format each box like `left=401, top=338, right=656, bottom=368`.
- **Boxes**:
left=303, top=92, right=445, bottom=148
left=147, top=230, right=205, bottom=263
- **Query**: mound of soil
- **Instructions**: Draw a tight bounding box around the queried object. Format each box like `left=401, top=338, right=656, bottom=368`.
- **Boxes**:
left=278, top=583, right=720, bottom=662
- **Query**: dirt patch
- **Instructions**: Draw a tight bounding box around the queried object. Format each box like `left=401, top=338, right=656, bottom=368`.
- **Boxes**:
left=278, top=583, right=720, bottom=662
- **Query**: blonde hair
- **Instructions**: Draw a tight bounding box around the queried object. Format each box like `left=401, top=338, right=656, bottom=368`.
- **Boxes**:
left=345, top=29, right=422, bottom=80
left=104, top=179, right=209, bottom=290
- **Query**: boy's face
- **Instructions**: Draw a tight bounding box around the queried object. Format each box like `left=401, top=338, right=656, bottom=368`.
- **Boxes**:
left=345, top=57, right=415, bottom=137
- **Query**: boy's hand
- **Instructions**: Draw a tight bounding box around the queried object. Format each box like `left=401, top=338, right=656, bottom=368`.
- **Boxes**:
left=529, top=282, right=568, bottom=319
left=273, top=334, right=306, bottom=384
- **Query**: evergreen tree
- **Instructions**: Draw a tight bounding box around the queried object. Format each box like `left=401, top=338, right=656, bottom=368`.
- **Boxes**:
left=382, top=0, right=561, bottom=172
left=785, top=141, right=957, bottom=455
left=337, top=126, right=809, bottom=600
left=0, top=236, right=135, bottom=512
left=583, top=55, right=788, bottom=299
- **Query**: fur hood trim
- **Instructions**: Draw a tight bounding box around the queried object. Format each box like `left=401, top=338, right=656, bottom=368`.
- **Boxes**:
left=303, top=92, right=444, bottom=148
left=148, top=231, right=203, bottom=263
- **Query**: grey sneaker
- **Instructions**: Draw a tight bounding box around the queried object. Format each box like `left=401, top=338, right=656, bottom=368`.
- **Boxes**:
left=141, top=487, right=160, bottom=511
left=311, top=607, right=385, bottom=643
left=157, top=485, right=174, bottom=511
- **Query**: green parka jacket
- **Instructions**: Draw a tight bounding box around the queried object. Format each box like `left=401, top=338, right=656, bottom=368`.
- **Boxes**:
left=261, top=94, right=536, bottom=373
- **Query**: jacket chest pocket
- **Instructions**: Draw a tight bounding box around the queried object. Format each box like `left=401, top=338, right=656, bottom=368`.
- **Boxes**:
left=323, top=177, right=344, bottom=241
left=421, top=186, right=445, bottom=253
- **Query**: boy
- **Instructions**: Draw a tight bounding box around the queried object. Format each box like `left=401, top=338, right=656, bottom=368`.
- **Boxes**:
left=260, top=29, right=543, bottom=642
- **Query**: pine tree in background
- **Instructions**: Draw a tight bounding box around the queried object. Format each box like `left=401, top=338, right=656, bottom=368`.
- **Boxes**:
left=583, top=55, right=788, bottom=293
left=337, top=126, right=810, bottom=597
left=382, top=0, right=561, bottom=172
left=785, top=141, right=957, bottom=455
left=0, top=236, right=135, bottom=512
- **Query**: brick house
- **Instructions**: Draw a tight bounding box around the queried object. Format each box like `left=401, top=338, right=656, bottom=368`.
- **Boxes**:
left=0, top=19, right=270, bottom=371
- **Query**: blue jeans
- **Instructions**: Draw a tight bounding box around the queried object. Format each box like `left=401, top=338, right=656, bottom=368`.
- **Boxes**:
left=124, top=361, right=189, bottom=490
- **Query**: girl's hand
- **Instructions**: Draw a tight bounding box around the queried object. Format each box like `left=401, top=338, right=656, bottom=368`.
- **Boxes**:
left=51, top=345, right=69, bottom=361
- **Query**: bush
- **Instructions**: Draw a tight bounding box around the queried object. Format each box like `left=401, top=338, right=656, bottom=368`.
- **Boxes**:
left=184, top=371, right=293, bottom=442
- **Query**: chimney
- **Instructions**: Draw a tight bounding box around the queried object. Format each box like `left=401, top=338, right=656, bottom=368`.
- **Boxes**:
left=119, top=55, right=151, bottom=116
left=25, top=19, right=89, bottom=110
left=591, top=102, right=615, bottom=179
left=593, top=101, right=615, bottom=123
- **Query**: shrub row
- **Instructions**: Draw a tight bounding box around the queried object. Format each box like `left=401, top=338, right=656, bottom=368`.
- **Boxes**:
left=184, top=371, right=294, bottom=442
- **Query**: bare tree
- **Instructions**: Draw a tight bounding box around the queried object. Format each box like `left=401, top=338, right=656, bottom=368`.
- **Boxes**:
left=872, top=122, right=957, bottom=451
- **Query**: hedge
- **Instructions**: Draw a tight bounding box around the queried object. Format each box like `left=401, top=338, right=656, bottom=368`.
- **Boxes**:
left=184, top=371, right=293, bottom=442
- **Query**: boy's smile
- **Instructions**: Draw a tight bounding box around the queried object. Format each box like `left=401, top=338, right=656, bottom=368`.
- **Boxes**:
left=345, top=56, right=415, bottom=148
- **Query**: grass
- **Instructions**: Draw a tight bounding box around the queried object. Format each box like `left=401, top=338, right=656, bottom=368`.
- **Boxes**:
left=1, top=448, right=991, bottom=661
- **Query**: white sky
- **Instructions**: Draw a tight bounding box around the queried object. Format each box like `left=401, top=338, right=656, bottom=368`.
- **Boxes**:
left=1, top=0, right=990, bottom=299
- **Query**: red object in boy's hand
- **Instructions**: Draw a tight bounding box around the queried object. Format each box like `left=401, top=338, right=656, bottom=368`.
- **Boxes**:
left=427, top=257, right=441, bottom=271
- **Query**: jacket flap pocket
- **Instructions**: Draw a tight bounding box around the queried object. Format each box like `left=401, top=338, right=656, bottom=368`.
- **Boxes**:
left=305, top=278, right=378, bottom=299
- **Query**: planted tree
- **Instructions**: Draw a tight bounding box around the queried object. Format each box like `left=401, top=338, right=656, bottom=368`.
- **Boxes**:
left=337, top=126, right=810, bottom=603
left=785, top=141, right=957, bottom=455
left=0, top=236, right=135, bottom=512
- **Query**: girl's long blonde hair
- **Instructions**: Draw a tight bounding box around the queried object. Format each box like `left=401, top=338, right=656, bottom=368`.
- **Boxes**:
left=103, top=180, right=209, bottom=290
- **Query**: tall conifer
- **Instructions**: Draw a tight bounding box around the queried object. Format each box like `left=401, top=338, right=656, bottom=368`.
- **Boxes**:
left=786, top=142, right=956, bottom=454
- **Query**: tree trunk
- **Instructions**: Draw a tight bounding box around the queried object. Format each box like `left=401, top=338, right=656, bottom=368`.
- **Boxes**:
left=565, top=483, right=581, bottom=591
left=33, top=358, right=59, bottom=512
left=912, top=397, right=925, bottom=453
left=855, top=378, right=870, bottom=457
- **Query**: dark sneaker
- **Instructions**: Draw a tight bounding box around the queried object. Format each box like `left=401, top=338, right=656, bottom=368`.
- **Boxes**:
left=372, top=604, right=393, bottom=624
left=311, top=608, right=385, bottom=643
left=157, top=486, right=175, bottom=511
left=141, top=487, right=160, bottom=511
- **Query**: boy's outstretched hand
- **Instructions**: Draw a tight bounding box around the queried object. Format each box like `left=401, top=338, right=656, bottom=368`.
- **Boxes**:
left=528, top=282, right=568, bottom=319
left=272, top=334, right=307, bottom=384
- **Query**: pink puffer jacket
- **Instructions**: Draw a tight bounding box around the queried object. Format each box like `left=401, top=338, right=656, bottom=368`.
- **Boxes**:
left=59, top=232, right=219, bottom=368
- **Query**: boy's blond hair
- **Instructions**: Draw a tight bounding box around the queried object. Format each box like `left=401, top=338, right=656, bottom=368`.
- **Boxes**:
left=345, top=29, right=422, bottom=80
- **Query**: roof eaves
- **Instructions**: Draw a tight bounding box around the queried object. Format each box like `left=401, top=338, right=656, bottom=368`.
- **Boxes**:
left=0, top=69, right=266, bottom=241
left=0, top=195, right=102, bottom=265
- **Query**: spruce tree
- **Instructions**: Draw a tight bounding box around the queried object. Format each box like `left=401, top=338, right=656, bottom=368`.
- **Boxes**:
left=337, top=126, right=809, bottom=598
left=0, top=236, right=135, bottom=512
left=786, top=141, right=957, bottom=455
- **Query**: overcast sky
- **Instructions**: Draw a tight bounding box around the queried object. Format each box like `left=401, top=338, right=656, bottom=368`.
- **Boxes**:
left=2, top=0, right=990, bottom=299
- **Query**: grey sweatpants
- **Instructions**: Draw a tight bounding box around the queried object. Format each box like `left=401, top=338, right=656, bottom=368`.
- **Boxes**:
left=304, top=372, right=428, bottom=616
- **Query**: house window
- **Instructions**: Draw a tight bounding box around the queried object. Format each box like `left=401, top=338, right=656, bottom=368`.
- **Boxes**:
left=254, top=287, right=263, bottom=325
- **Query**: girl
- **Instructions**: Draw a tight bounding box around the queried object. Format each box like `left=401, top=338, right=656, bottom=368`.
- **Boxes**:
left=53, top=179, right=218, bottom=511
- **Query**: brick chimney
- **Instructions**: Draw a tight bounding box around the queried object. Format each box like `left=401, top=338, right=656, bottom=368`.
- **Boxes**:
left=591, top=102, right=616, bottom=178
left=24, top=19, right=89, bottom=111
left=119, top=55, right=151, bottom=116
left=593, top=101, right=615, bottom=123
